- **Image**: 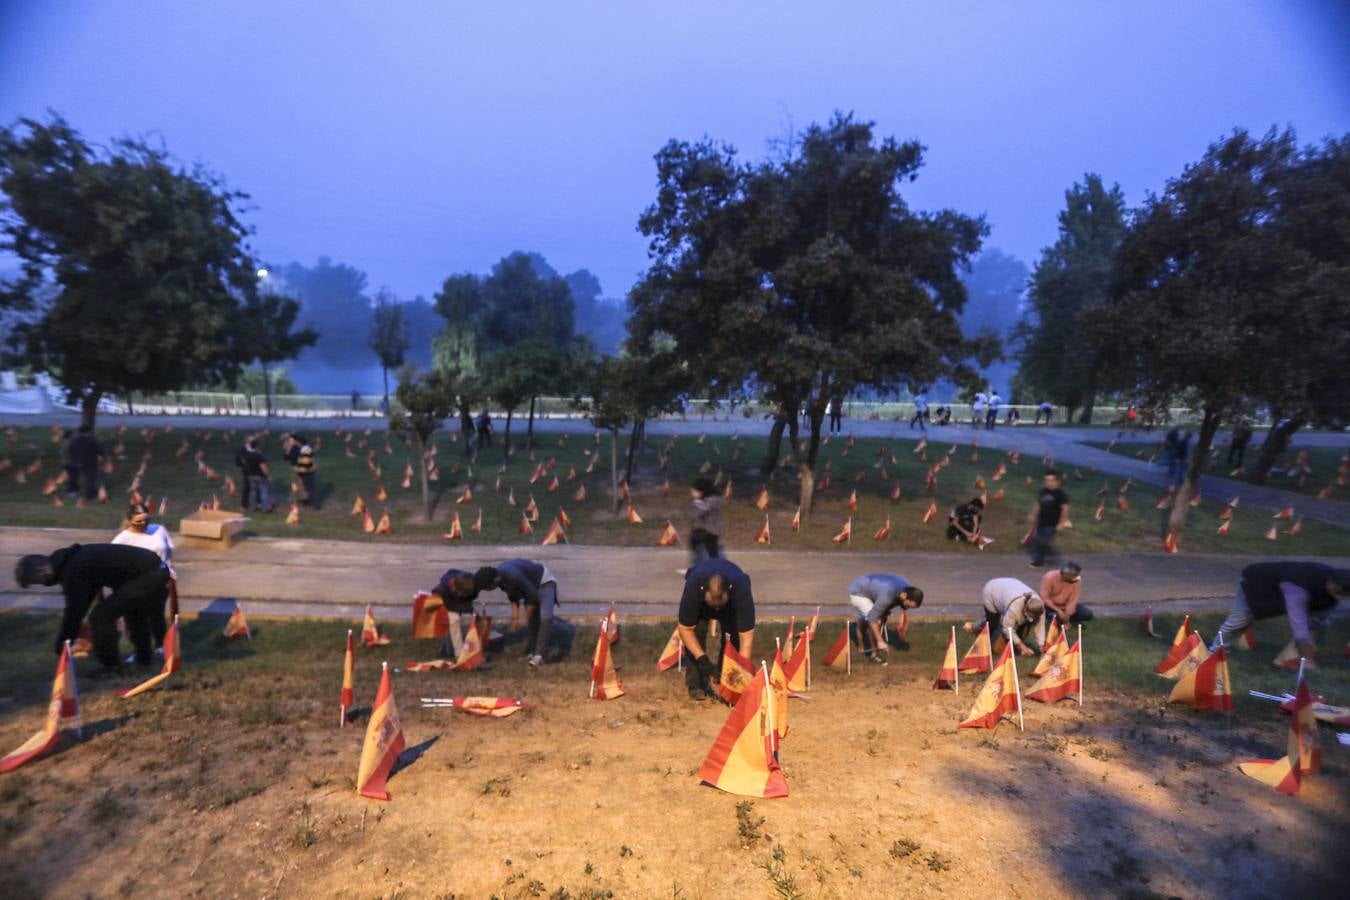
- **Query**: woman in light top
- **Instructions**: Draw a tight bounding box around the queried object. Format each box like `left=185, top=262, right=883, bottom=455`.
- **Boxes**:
left=112, top=502, right=178, bottom=617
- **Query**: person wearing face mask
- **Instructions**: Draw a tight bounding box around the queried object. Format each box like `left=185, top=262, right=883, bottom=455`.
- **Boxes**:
left=677, top=557, right=757, bottom=701
left=14, top=544, right=169, bottom=675
left=112, top=501, right=178, bottom=620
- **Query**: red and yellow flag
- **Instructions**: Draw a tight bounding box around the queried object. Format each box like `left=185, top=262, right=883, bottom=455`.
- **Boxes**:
left=362, top=605, right=391, bottom=647
left=471, top=508, right=483, bottom=532
left=444, top=512, right=463, bottom=541
left=119, top=616, right=182, bottom=699
left=448, top=696, right=531, bottom=717
left=658, top=521, right=679, bottom=546
left=356, top=663, right=406, bottom=801
left=1026, top=640, right=1081, bottom=703
left=285, top=503, right=301, bottom=525
left=755, top=487, right=770, bottom=510
left=1044, top=617, right=1062, bottom=651
left=1142, top=606, right=1158, bottom=638
left=697, top=666, right=788, bottom=799
left=626, top=504, right=643, bottom=524
left=768, top=647, right=790, bottom=741
left=790, top=507, right=801, bottom=531
left=375, top=510, right=392, bottom=534
left=558, top=507, right=572, bottom=528
left=1168, top=644, right=1233, bottom=711
left=590, top=621, right=625, bottom=700
left=340, top=630, right=355, bottom=719
left=755, top=516, right=771, bottom=545
left=718, top=638, right=755, bottom=704
left=351, top=495, right=366, bottom=516
left=783, top=632, right=809, bottom=694
left=411, top=592, right=449, bottom=639
left=541, top=517, right=567, bottom=545
left=362, top=509, right=376, bottom=533
left=958, top=623, right=992, bottom=674
left=831, top=518, right=852, bottom=543
left=933, top=628, right=959, bottom=691
left=1239, top=678, right=1318, bottom=794
left=223, top=602, right=251, bottom=639
left=873, top=516, right=892, bottom=540
left=1154, top=615, right=1194, bottom=675
left=959, top=643, right=1021, bottom=729
left=657, top=628, right=683, bottom=671
left=1033, top=627, right=1067, bottom=677
left=457, top=486, right=472, bottom=504
left=0, top=643, right=79, bottom=773
left=894, top=609, right=910, bottom=642
left=1272, top=640, right=1304, bottom=671
left=821, top=624, right=851, bottom=672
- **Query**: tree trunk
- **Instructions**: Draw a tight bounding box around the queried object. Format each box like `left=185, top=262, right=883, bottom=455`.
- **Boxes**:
left=80, top=389, right=103, bottom=430
left=527, top=396, right=537, bottom=451
left=761, top=415, right=787, bottom=477
left=624, top=418, right=642, bottom=485
left=413, top=431, right=433, bottom=521
left=502, top=409, right=514, bottom=462
left=797, top=404, right=827, bottom=518
left=1065, top=404, right=1078, bottom=425
left=1247, top=415, right=1304, bottom=486
left=382, top=366, right=390, bottom=412
left=1166, top=406, right=1221, bottom=538
left=610, top=428, right=620, bottom=515
left=124, top=391, right=135, bottom=415
left=262, top=363, right=273, bottom=418
left=459, top=407, right=475, bottom=458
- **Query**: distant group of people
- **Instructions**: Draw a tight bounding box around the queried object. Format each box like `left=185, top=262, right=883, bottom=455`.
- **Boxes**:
left=429, top=557, right=564, bottom=667
left=232, top=431, right=319, bottom=511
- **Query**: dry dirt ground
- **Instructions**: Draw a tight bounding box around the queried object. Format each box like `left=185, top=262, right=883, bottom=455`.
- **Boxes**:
left=0, top=614, right=1346, bottom=900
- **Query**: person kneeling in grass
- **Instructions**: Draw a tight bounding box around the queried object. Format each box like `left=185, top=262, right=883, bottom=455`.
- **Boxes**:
left=677, top=557, right=756, bottom=701
left=1210, top=562, right=1350, bottom=661
left=847, top=573, right=924, bottom=663
left=474, top=559, right=563, bottom=666
left=1040, top=561, right=1093, bottom=630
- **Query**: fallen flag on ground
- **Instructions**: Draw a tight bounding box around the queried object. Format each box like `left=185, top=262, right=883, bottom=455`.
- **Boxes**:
left=421, top=696, right=533, bottom=717
left=697, top=665, right=788, bottom=798
left=1272, top=640, right=1309, bottom=671
left=356, top=662, right=406, bottom=801
left=0, top=641, right=80, bottom=773
left=959, top=642, right=1022, bottom=730
left=118, top=616, right=182, bottom=698
left=362, top=605, right=391, bottom=647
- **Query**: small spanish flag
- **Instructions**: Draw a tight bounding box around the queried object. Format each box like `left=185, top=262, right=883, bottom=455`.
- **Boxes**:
left=768, top=646, right=790, bottom=741
left=443, top=512, right=463, bottom=541
left=626, top=504, right=643, bottom=524
left=119, top=616, right=182, bottom=698
left=873, top=517, right=892, bottom=540
left=1026, top=639, right=1081, bottom=703
left=657, top=628, right=683, bottom=671
left=847, top=489, right=858, bottom=512
left=1168, top=642, right=1233, bottom=711
left=375, top=483, right=388, bottom=503
left=362, top=509, right=375, bottom=532
left=451, top=614, right=487, bottom=670
left=541, top=517, right=567, bottom=545
left=558, top=507, right=572, bottom=528
left=755, top=516, right=771, bottom=545
left=1154, top=615, right=1194, bottom=675
left=356, top=662, right=406, bottom=801
left=755, top=487, right=770, bottom=510
left=1033, top=626, right=1066, bottom=677
left=1157, top=631, right=1204, bottom=679
left=457, top=486, right=472, bottom=504
left=790, top=507, right=801, bottom=531
left=658, top=521, right=679, bottom=546
left=1271, top=640, right=1305, bottom=671
left=922, top=500, right=937, bottom=524
left=224, top=602, right=251, bottom=639
left=471, top=509, right=483, bottom=532
left=375, top=510, right=392, bottom=534
left=821, top=624, right=851, bottom=673
left=411, top=592, right=449, bottom=639
left=605, top=605, right=621, bottom=647
left=958, top=643, right=1021, bottom=729
left=351, top=495, right=366, bottom=516
left=445, top=696, right=531, bottom=717
left=958, top=623, right=992, bottom=674
left=362, top=605, right=391, bottom=647
left=697, top=665, right=788, bottom=798
left=783, top=632, right=809, bottom=694
left=933, top=627, right=959, bottom=691
left=574, top=483, right=587, bottom=502
left=590, top=620, right=625, bottom=700
left=340, top=630, right=355, bottom=725
left=0, top=642, right=80, bottom=773
left=285, top=503, right=301, bottom=525
left=718, top=637, right=755, bottom=704
left=831, top=518, right=852, bottom=543
left=518, top=513, right=533, bottom=535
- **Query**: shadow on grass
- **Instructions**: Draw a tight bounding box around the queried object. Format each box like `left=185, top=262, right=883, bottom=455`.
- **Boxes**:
left=389, top=735, right=439, bottom=781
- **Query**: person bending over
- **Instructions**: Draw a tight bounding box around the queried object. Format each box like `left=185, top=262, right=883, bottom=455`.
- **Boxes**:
left=677, top=557, right=756, bottom=701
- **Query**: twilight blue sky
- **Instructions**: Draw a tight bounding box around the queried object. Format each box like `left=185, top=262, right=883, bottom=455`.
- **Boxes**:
left=3, top=1, right=1348, bottom=304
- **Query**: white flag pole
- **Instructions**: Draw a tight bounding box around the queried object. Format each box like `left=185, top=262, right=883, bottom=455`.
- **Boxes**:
left=589, top=620, right=601, bottom=699
left=1295, top=656, right=1306, bottom=689
left=846, top=620, right=852, bottom=675
left=1008, top=628, right=1024, bottom=731
left=1077, top=624, right=1084, bottom=707
left=761, top=661, right=778, bottom=756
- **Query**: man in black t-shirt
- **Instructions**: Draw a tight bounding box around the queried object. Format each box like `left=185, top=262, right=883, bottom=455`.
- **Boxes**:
left=1026, top=471, right=1070, bottom=568
left=239, top=437, right=273, bottom=512
left=677, top=557, right=757, bottom=701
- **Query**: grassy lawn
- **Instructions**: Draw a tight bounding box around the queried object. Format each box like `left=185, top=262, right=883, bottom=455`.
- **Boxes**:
left=5, top=422, right=1350, bottom=555
left=1085, top=439, right=1350, bottom=502
left=1, top=608, right=1346, bottom=898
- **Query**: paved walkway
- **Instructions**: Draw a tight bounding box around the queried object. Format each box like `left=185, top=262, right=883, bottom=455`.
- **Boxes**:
left=4, top=526, right=1347, bottom=623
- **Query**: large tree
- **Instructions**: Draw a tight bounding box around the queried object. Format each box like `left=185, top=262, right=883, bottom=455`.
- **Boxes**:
left=369, top=288, right=409, bottom=410
left=630, top=113, right=991, bottom=514
left=1, top=116, right=262, bottom=426
left=1015, top=174, right=1127, bottom=423
left=280, top=256, right=372, bottom=369
left=1090, top=128, right=1350, bottom=538
left=390, top=364, right=460, bottom=521
left=239, top=289, right=317, bottom=417
left=960, top=247, right=1029, bottom=396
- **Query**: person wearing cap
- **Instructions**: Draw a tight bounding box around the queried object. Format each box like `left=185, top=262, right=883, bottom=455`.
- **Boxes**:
left=1211, top=562, right=1350, bottom=660
left=282, top=433, right=318, bottom=507
left=112, top=501, right=179, bottom=621
left=14, top=544, right=169, bottom=674
left=677, top=557, right=756, bottom=701
left=1039, top=561, right=1093, bottom=629
left=474, top=559, right=562, bottom=666
left=847, top=573, right=924, bottom=663
left=965, top=577, right=1044, bottom=656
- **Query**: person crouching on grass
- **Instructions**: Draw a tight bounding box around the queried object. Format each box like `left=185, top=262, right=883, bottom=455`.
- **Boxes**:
left=677, top=557, right=756, bottom=701
left=847, top=573, right=924, bottom=663
left=965, top=577, right=1044, bottom=657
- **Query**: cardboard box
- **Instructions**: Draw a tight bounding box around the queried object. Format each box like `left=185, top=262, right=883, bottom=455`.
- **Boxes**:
left=179, top=509, right=248, bottom=549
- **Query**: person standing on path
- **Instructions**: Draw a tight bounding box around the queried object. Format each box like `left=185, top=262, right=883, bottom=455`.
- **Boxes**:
left=972, top=391, right=988, bottom=428
left=1210, top=562, right=1350, bottom=660
left=846, top=573, right=924, bottom=662
left=1026, top=471, right=1069, bottom=568
left=985, top=391, right=1002, bottom=430
left=909, top=392, right=928, bottom=431
left=1227, top=424, right=1254, bottom=469
left=677, top=557, right=757, bottom=701
left=112, top=501, right=179, bottom=621
left=239, top=436, right=273, bottom=512
left=689, top=477, right=724, bottom=563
